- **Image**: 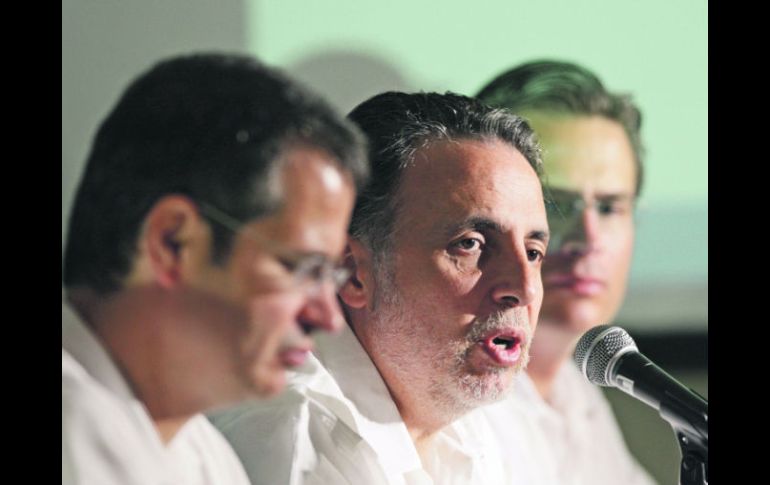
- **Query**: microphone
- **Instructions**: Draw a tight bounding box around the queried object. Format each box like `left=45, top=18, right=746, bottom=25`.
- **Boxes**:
left=573, top=325, right=708, bottom=443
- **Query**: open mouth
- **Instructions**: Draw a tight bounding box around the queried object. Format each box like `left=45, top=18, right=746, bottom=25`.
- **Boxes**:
left=492, top=335, right=518, bottom=350
left=480, top=330, right=524, bottom=366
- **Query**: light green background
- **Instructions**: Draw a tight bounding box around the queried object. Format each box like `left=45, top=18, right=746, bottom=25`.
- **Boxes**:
left=246, top=0, right=708, bottom=329
left=248, top=0, right=707, bottom=205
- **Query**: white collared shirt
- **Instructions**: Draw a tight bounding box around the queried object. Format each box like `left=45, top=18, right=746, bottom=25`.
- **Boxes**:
left=483, top=363, right=658, bottom=485
left=62, top=300, right=250, bottom=485
left=211, top=324, right=532, bottom=485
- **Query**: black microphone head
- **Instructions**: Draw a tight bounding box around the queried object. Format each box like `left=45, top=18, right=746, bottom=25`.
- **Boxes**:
left=573, top=325, right=638, bottom=386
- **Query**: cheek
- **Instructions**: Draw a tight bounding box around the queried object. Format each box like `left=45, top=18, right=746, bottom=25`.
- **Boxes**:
left=529, top=279, right=545, bottom=322
left=242, top=293, right=303, bottom=350
left=387, top=249, right=484, bottom=325
left=607, top=233, right=634, bottom=283
left=431, top=252, right=484, bottom=295
left=399, top=263, right=475, bottom=317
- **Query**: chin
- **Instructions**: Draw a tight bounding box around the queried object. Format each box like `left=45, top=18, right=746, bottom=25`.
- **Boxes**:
left=457, top=369, right=516, bottom=406
left=250, top=368, right=286, bottom=398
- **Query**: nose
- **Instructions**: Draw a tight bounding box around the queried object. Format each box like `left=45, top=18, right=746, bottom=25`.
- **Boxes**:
left=489, top=246, right=541, bottom=310
left=297, top=280, right=345, bottom=334
left=555, top=207, right=600, bottom=257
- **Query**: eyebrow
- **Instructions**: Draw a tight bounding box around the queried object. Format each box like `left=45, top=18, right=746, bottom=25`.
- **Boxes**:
left=441, top=216, right=549, bottom=243
left=250, top=237, right=333, bottom=264
left=546, top=187, right=635, bottom=202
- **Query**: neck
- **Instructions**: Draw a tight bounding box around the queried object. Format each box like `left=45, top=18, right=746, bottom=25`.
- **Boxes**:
left=350, top=318, right=455, bottom=455
left=399, top=397, right=452, bottom=446
left=526, top=321, right=580, bottom=401
left=395, top=386, right=455, bottom=464
left=67, top=287, right=204, bottom=441
left=411, top=428, right=440, bottom=460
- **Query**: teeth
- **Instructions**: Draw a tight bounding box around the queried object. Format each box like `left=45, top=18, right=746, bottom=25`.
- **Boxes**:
left=493, top=336, right=515, bottom=350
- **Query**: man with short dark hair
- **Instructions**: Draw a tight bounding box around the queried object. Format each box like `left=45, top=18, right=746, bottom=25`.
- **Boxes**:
left=213, top=91, right=551, bottom=484
left=62, top=52, right=368, bottom=484
left=477, top=60, right=656, bottom=485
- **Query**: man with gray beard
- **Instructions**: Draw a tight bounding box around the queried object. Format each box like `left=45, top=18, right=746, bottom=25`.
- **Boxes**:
left=211, top=92, right=552, bottom=484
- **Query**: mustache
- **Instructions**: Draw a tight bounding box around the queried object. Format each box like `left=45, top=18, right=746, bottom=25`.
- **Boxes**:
left=465, top=310, right=530, bottom=343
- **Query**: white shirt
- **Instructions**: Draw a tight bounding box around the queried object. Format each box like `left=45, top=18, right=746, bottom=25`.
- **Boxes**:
left=62, top=300, right=250, bottom=485
left=483, top=362, right=658, bottom=485
left=210, top=324, right=533, bottom=485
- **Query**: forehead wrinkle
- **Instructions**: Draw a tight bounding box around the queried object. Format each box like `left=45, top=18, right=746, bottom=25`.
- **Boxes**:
left=439, top=215, right=505, bottom=240
left=393, top=139, right=546, bottom=244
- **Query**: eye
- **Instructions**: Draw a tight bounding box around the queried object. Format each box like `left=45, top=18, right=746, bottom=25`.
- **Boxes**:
left=295, top=255, right=329, bottom=283
left=527, top=248, right=545, bottom=263
left=448, top=236, right=484, bottom=255
left=277, top=254, right=326, bottom=283
left=597, top=200, right=618, bottom=215
left=305, top=262, right=326, bottom=282
left=277, top=256, right=299, bottom=273
left=597, top=199, right=633, bottom=216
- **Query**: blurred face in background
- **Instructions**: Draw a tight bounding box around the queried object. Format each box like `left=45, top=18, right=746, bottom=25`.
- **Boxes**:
left=528, top=114, right=636, bottom=335
left=184, top=147, right=355, bottom=402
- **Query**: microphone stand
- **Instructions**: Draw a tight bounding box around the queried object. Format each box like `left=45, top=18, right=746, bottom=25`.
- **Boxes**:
left=659, top=390, right=708, bottom=485
left=576, top=326, right=709, bottom=484
left=674, top=430, right=707, bottom=485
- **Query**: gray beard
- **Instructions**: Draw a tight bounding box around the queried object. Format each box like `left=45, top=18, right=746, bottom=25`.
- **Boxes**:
left=365, top=262, right=531, bottom=421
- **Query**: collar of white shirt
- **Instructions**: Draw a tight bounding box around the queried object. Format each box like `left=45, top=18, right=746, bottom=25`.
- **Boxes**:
left=306, top=324, right=511, bottom=484
left=308, top=324, right=425, bottom=477
left=62, top=298, right=171, bottom=482
left=62, top=299, right=138, bottom=403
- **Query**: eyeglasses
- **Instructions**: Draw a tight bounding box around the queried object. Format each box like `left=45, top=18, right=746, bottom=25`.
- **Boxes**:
left=544, top=190, right=635, bottom=248
left=546, top=193, right=635, bottom=219
left=197, top=201, right=351, bottom=293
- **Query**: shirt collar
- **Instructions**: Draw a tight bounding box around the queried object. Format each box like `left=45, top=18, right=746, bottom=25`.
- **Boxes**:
left=310, top=324, right=424, bottom=476
left=62, top=298, right=136, bottom=402
left=62, top=295, right=170, bottom=466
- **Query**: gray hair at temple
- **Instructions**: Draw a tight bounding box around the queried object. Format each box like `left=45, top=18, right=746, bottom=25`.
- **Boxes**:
left=346, top=91, right=542, bottom=261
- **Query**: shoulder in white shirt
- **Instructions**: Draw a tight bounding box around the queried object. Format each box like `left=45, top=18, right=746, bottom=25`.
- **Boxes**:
left=62, top=300, right=250, bottom=485
left=483, top=362, right=657, bottom=485
left=211, top=324, right=532, bottom=485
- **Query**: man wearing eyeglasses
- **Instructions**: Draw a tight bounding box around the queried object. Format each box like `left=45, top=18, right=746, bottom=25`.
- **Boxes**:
left=477, top=60, right=656, bottom=485
left=213, top=91, right=553, bottom=484
left=62, top=53, right=368, bottom=484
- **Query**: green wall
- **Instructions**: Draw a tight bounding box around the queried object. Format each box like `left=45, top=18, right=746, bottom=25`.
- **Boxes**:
left=248, top=0, right=707, bottom=204
left=247, top=0, right=708, bottom=330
